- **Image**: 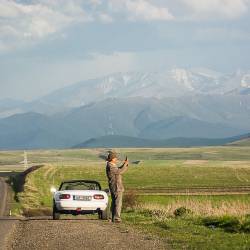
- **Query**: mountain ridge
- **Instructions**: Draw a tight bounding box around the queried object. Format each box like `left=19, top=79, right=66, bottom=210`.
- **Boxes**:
left=0, top=68, right=250, bottom=149
left=0, top=96, right=249, bottom=149
left=1, top=68, right=250, bottom=117
left=73, top=133, right=250, bottom=148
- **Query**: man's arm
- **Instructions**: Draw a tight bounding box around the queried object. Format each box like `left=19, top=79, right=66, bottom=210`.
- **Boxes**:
left=118, top=160, right=129, bottom=174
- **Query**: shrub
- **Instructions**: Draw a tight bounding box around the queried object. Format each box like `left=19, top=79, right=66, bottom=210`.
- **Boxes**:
left=174, top=207, right=192, bottom=217
left=22, top=208, right=52, bottom=217
left=219, top=217, right=241, bottom=233
left=241, top=220, right=250, bottom=233
left=203, top=216, right=241, bottom=233
left=123, top=190, right=139, bottom=210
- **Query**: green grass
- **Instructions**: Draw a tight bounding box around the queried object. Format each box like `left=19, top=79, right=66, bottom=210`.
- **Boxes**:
left=202, top=216, right=250, bottom=233
left=15, top=160, right=250, bottom=210
left=123, top=211, right=250, bottom=250
left=125, top=160, right=250, bottom=189
left=0, top=151, right=24, bottom=166
left=11, top=154, right=250, bottom=210
left=138, top=194, right=250, bottom=205
left=2, top=146, right=250, bottom=166
left=118, top=147, right=250, bottom=161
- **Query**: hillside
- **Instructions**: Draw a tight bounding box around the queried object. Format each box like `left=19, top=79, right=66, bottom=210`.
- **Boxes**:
left=0, top=97, right=249, bottom=149
left=73, top=134, right=250, bottom=148
left=227, top=137, right=250, bottom=146
left=0, top=68, right=250, bottom=149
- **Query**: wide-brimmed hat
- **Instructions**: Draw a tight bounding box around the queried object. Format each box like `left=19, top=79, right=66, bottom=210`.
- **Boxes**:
left=107, top=151, right=117, bottom=162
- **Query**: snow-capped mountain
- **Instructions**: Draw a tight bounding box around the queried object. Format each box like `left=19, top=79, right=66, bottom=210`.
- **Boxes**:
left=34, top=68, right=250, bottom=110
left=1, top=67, right=250, bottom=117
left=1, top=68, right=250, bottom=149
left=0, top=97, right=249, bottom=149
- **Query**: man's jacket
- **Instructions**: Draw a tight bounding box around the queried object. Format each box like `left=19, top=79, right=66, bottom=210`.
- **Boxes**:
left=106, top=162, right=128, bottom=193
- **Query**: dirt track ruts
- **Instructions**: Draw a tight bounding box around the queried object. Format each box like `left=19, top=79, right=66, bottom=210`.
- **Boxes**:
left=8, top=218, right=167, bottom=250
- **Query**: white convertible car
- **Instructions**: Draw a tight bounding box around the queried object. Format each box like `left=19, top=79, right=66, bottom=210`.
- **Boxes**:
left=52, top=180, right=109, bottom=220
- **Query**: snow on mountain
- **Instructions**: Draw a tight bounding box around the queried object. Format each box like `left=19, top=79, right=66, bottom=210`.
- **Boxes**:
left=241, top=74, right=250, bottom=88
left=36, top=68, right=250, bottom=110
left=169, top=68, right=195, bottom=90
left=1, top=68, right=250, bottom=148
left=36, top=69, right=204, bottom=107
left=1, top=68, right=250, bottom=118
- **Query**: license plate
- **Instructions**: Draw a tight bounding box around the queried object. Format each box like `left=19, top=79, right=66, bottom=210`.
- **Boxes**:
left=73, top=195, right=92, bottom=201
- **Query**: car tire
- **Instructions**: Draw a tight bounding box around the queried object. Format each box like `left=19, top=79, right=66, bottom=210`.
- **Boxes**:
left=99, top=208, right=108, bottom=220
left=53, top=203, right=60, bottom=220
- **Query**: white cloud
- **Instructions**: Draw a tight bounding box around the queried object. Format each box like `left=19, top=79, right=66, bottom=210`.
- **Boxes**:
left=0, top=0, right=92, bottom=53
left=181, top=0, right=250, bottom=19
left=97, top=12, right=113, bottom=23
left=0, top=0, right=175, bottom=53
left=0, top=0, right=249, bottom=54
left=108, top=0, right=174, bottom=21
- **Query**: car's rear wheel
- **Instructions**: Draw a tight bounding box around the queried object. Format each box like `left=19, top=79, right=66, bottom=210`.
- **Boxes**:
left=53, top=204, right=60, bottom=220
left=98, top=208, right=108, bottom=220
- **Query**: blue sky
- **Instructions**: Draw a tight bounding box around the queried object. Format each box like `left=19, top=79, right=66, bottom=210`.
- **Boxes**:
left=1, top=0, right=250, bottom=100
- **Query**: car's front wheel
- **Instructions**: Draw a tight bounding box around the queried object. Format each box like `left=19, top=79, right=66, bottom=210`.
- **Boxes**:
left=53, top=203, right=60, bottom=220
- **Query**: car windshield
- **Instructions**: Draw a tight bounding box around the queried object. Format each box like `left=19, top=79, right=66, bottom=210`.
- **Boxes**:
left=59, top=181, right=101, bottom=191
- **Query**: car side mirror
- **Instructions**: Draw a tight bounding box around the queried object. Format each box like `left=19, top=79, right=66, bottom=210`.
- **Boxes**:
left=104, top=188, right=110, bottom=194
left=50, top=186, right=57, bottom=193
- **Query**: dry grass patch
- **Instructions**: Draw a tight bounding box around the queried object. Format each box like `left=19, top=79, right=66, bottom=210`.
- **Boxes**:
left=183, top=160, right=208, bottom=165
left=138, top=199, right=250, bottom=217
left=22, top=208, right=52, bottom=217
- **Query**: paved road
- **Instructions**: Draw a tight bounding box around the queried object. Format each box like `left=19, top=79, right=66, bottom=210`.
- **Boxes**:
left=0, top=177, right=7, bottom=216
left=0, top=218, right=18, bottom=250
left=7, top=218, right=167, bottom=250
left=0, top=178, right=19, bottom=250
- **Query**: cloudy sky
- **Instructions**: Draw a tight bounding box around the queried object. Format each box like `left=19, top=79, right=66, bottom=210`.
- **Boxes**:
left=1, top=0, right=250, bottom=100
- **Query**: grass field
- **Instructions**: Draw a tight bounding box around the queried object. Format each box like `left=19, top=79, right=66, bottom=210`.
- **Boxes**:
left=13, top=160, right=250, bottom=210
left=2, top=146, right=250, bottom=167
left=2, top=146, right=250, bottom=249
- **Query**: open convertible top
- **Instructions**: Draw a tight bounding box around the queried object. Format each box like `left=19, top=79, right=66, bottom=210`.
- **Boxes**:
left=59, top=180, right=102, bottom=191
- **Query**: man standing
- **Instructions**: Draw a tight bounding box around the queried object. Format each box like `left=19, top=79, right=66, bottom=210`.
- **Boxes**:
left=106, top=151, right=129, bottom=223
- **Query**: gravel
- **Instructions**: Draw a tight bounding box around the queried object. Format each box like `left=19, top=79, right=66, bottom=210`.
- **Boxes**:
left=8, top=218, right=167, bottom=250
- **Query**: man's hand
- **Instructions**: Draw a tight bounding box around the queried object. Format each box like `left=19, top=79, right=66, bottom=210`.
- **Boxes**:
left=124, top=156, right=129, bottom=165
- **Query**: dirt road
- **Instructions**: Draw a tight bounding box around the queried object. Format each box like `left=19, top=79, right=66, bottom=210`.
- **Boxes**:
left=8, top=218, right=167, bottom=250
left=0, top=177, right=166, bottom=250
left=0, top=174, right=166, bottom=250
